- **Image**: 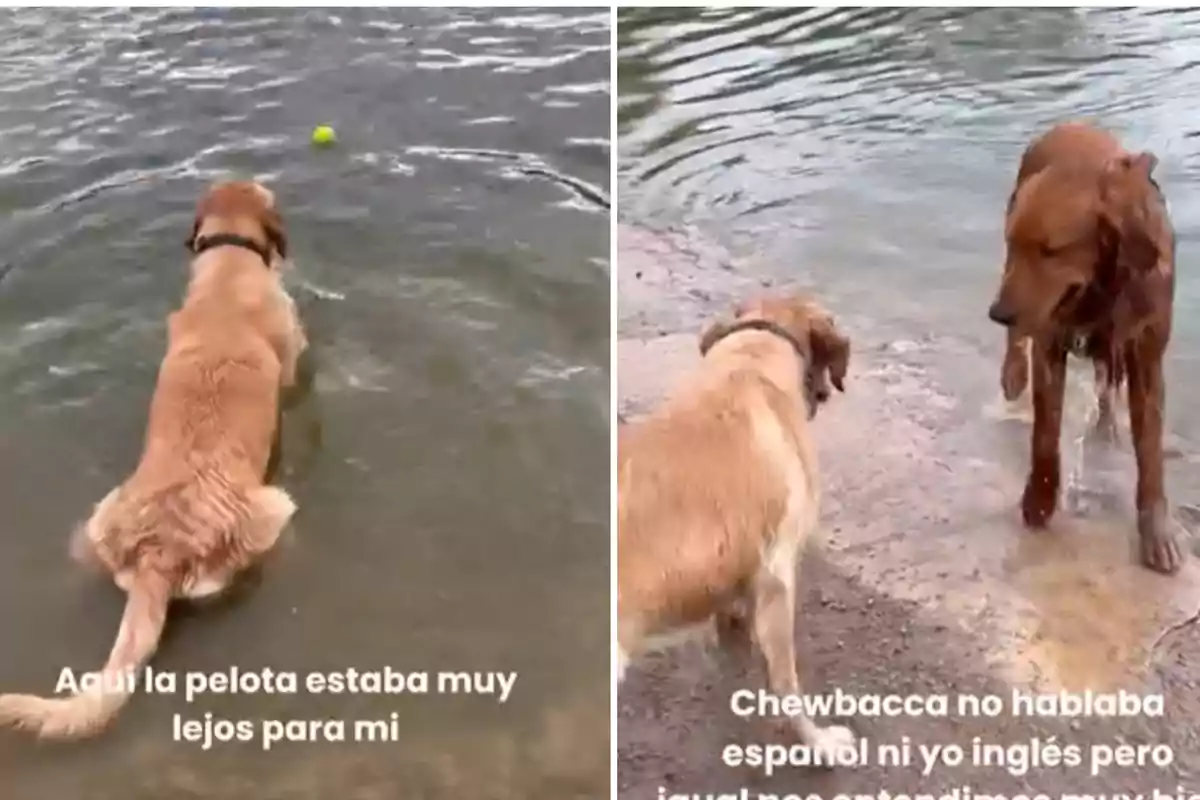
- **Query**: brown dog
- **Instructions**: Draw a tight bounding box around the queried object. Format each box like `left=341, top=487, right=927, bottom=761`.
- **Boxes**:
left=0, top=180, right=308, bottom=739
left=997, top=126, right=1123, bottom=441
left=987, top=122, right=1181, bottom=575
left=618, top=293, right=855, bottom=760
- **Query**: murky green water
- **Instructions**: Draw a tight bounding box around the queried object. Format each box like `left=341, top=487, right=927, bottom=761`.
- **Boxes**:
left=0, top=8, right=609, bottom=799
left=619, top=5, right=1200, bottom=498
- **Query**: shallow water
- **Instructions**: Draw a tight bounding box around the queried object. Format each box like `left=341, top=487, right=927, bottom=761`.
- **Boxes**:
left=0, top=8, right=609, bottom=798
left=617, top=6, right=1200, bottom=723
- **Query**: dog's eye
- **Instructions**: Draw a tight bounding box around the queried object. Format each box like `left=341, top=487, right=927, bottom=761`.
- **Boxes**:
left=1039, top=243, right=1061, bottom=258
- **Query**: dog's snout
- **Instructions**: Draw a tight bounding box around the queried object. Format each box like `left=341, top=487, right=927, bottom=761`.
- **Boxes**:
left=988, top=301, right=1016, bottom=327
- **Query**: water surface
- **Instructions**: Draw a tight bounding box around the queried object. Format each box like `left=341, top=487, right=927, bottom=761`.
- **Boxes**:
left=0, top=8, right=610, bottom=798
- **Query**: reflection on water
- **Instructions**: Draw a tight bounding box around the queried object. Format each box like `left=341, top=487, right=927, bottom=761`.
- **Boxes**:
left=618, top=6, right=1200, bottom=696
left=0, top=7, right=609, bottom=799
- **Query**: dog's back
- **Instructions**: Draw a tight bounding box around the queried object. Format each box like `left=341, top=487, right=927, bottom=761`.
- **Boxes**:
left=143, top=322, right=281, bottom=484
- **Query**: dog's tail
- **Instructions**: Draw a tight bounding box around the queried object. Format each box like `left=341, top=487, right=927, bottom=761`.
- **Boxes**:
left=0, top=569, right=171, bottom=740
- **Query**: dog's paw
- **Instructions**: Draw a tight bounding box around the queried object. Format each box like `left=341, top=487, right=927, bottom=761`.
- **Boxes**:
left=1139, top=508, right=1184, bottom=575
left=808, top=723, right=857, bottom=767
left=1021, top=475, right=1058, bottom=528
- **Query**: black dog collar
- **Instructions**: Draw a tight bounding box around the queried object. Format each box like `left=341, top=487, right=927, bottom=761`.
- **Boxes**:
left=700, top=318, right=807, bottom=360
left=191, top=233, right=272, bottom=266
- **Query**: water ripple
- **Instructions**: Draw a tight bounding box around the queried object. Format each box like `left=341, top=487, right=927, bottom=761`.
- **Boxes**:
left=620, top=7, right=1200, bottom=224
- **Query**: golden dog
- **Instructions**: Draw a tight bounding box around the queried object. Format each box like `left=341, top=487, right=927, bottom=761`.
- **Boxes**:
left=988, top=122, right=1181, bottom=574
left=0, top=180, right=308, bottom=739
left=617, top=293, right=855, bottom=761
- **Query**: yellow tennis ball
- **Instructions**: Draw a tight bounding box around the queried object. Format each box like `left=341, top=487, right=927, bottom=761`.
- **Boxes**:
left=311, top=125, right=336, bottom=146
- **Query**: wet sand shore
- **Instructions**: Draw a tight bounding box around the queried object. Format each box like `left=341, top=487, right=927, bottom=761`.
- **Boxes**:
left=617, top=222, right=1200, bottom=798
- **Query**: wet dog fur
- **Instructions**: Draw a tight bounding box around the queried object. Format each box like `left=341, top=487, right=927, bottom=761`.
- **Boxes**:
left=617, top=292, right=855, bottom=762
left=987, top=121, right=1182, bottom=575
left=0, top=180, right=308, bottom=739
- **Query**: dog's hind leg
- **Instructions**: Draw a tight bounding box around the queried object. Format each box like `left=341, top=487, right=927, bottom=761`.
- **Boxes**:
left=752, top=537, right=856, bottom=765
left=714, top=592, right=754, bottom=656
left=242, top=486, right=297, bottom=559
left=711, top=593, right=757, bottom=712
left=182, top=487, right=298, bottom=603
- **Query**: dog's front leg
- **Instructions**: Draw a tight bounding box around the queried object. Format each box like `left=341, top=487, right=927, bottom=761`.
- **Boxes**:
left=228, top=486, right=298, bottom=573
left=1126, top=340, right=1182, bottom=574
left=752, top=540, right=855, bottom=764
left=280, top=319, right=308, bottom=391
left=1022, top=336, right=1067, bottom=527
left=271, top=287, right=309, bottom=392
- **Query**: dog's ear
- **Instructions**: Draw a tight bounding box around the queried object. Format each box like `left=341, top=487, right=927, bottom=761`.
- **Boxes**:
left=1128, top=151, right=1159, bottom=176
left=1099, top=151, right=1161, bottom=273
left=699, top=319, right=731, bottom=356
left=185, top=213, right=204, bottom=253
left=259, top=205, right=288, bottom=261
left=810, top=319, right=850, bottom=393
left=1098, top=151, right=1164, bottom=328
left=187, top=184, right=219, bottom=253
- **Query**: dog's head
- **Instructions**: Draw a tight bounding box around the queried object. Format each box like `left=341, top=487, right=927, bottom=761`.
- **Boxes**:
left=186, top=180, right=288, bottom=265
left=699, top=293, right=851, bottom=417
left=988, top=150, right=1164, bottom=336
